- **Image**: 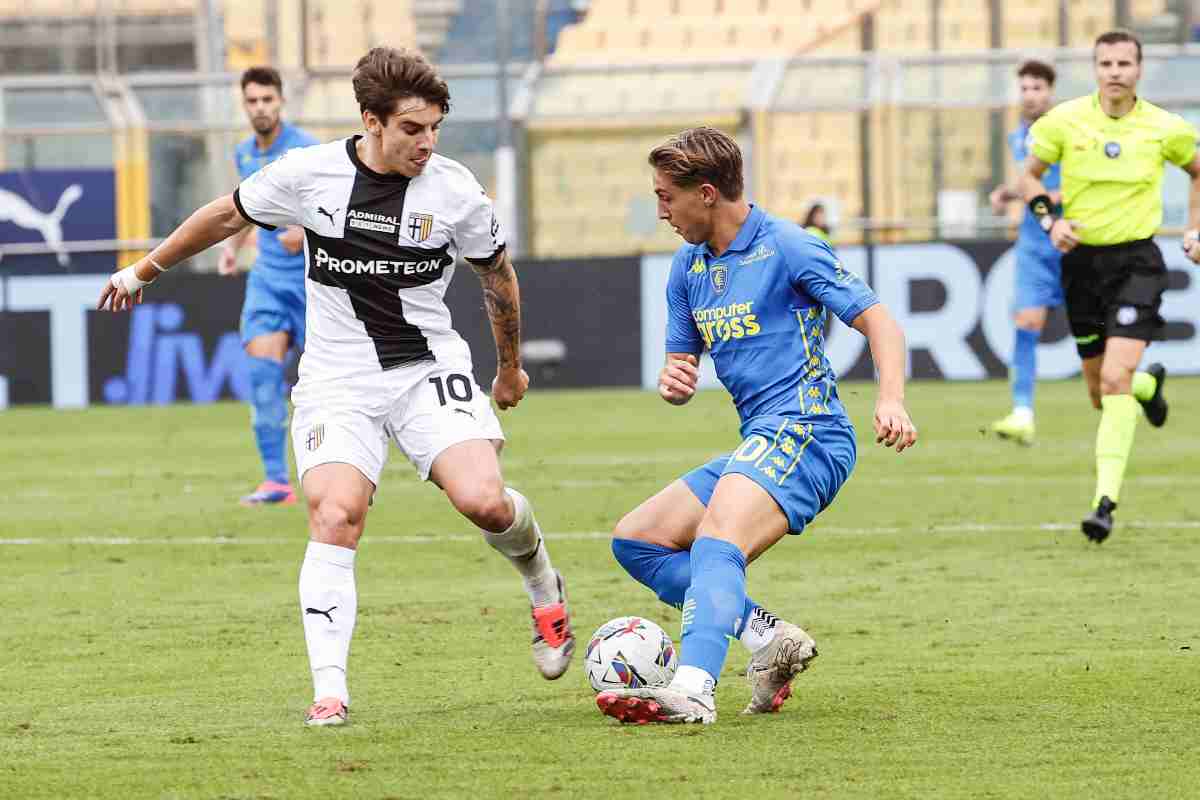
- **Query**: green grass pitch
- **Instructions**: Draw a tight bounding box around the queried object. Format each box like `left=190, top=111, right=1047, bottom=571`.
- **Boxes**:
left=2, top=378, right=1198, bottom=799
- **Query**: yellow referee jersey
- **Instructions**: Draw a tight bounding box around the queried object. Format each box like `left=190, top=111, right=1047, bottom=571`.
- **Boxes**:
left=1030, top=93, right=1198, bottom=246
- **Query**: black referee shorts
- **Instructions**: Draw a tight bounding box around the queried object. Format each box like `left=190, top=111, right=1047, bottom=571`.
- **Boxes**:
left=1060, top=238, right=1167, bottom=359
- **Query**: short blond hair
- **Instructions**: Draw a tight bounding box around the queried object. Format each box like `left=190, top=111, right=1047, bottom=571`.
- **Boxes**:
left=648, top=127, right=744, bottom=200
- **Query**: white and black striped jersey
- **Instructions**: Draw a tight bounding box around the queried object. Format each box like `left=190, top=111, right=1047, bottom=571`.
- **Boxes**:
left=233, top=136, right=504, bottom=382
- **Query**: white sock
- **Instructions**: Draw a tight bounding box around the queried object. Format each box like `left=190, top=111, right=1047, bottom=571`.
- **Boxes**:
left=481, top=488, right=558, bottom=607
left=1012, top=406, right=1034, bottom=424
left=738, top=606, right=780, bottom=653
left=299, top=541, right=357, bottom=705
left=670, top=665, right=716, bottom=697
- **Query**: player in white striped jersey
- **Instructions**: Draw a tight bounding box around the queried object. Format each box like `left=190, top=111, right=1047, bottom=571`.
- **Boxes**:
left=97, top=48, right=575, bottom=727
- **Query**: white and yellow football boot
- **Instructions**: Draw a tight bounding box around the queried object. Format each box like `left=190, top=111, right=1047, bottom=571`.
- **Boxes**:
left=990, top=409, right=1036, bottom=446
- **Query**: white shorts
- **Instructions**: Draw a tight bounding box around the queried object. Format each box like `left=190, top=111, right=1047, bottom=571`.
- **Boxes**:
left=290, top=357, right=504, bottom=485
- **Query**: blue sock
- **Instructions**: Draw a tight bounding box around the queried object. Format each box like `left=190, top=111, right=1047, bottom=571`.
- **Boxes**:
left=1011, top=327, right=1038, bottom=411
left=679, top=537, right=746, bottom=686
left=247, top=356, right=288, bottom=484
left=611, top=538, right=759, bottom=634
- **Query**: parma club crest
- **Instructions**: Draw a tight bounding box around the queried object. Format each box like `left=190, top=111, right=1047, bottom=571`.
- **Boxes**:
left=709, top=262, right=728, bottom=295
left=306, top=424, right=324, bottom=452
left=406, top=212, right=434, bottom=242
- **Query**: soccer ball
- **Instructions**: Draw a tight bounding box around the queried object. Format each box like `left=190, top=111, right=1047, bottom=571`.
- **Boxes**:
left=584, top=615, right=677, bottom=693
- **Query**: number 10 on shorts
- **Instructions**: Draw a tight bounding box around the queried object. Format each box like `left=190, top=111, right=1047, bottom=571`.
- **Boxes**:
left=429, top=373, right=474, bottom=405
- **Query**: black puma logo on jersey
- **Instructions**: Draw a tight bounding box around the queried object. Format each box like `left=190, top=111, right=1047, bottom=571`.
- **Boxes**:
left=317, top=207, right=339, bottom=227
left=305, top=606, right=337, bottom=623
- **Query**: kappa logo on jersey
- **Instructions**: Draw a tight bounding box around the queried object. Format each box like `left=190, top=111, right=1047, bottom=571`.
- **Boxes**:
left=690, top=256, right=706, bottom=275
left=407, top=212, right=435, bottom=242
left=710, top=263, right=728, bottom=294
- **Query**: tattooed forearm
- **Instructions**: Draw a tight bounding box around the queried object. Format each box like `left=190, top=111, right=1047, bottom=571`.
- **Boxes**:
left=478, top=251, right=522, bottom=370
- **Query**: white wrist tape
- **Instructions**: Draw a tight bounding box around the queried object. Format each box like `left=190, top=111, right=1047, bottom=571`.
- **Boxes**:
left=111, top=265, right=150, bottom=294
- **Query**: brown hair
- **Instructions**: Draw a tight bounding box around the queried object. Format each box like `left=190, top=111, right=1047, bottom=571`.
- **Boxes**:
left=240, top=66, right=283, bottom=94
left=1095, top=29, right=1142, bottom=63
left=1017, top=59, right=1056, bottom=86
left=802, top=202, right=829, bottom=235
left=352, top=47, right=451, bottom=121
left=648, top=126, right=744, bottom=200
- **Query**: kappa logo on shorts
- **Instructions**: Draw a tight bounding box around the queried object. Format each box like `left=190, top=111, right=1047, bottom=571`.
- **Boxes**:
left=306, top=424, right=325, bottom=452
left=1116, top=306, right=1138, bottom=326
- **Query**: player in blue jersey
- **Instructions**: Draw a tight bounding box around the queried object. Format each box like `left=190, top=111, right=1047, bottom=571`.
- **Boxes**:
left=987, top=60, right=1062, bottom=446
left=218, top=66, right=319, bottom=505
left=596, top=127, right=917, bottom=725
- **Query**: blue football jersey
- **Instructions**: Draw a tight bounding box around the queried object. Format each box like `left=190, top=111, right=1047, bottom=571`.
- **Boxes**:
left=664, top=206, right=878, bottom=425
left=235, top=122, right=319, bottom=280
left=1009, top=120, right=1061, bottom=252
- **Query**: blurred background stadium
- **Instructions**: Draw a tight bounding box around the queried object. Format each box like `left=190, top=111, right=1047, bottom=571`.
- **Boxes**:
left=2, top=0, right=1199, bottom=409
left=4, top=1, right=1199, bottom=255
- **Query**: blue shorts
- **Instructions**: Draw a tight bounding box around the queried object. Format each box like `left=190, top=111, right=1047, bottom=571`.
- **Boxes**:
left=240, top=269, right=306, bottom=350
left=682, top=416, right=856, bottom=535
left=1013, top=245, right=1064, bottom=312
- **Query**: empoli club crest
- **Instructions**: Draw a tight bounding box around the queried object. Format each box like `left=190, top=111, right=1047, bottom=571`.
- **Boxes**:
left=710, top=263, right=728, bottom=294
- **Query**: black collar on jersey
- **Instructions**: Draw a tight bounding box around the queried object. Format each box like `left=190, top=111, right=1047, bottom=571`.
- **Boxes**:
left=346, top=135, right=413, bottom=184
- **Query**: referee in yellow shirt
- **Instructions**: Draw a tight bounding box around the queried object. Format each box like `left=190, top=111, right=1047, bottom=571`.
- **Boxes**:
left=1020, top=29, right=1200, bottom=543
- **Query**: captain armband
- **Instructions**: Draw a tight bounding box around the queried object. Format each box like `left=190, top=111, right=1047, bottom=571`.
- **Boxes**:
left=1028, top=194, right=1058, bottom=235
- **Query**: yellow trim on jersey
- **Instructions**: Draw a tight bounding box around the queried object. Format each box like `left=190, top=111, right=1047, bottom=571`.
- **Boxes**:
left=778, top=427, right=815, bottom=485
left=1029, top=93, right=1198, bottom=246
left=796, top=310, right=812, bottom=361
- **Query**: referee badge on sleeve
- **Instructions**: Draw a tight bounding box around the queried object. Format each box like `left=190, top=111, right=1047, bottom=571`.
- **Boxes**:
left=1104, top=141, right=1122, bottom=159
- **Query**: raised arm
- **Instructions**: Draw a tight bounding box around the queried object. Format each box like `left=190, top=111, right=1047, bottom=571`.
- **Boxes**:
left=471, top=248, right=529, bottom=410
left=99, top=193, right=250, bottom=311
left=851, top=304, right=917, bottom=453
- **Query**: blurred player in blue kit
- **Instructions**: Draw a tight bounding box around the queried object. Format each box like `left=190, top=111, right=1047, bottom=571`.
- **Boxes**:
left=598, top=127, right=917, bottom=725
left=988, top=60, right=1062, bottom=446
left=219, top=66, right=319, bottom=505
